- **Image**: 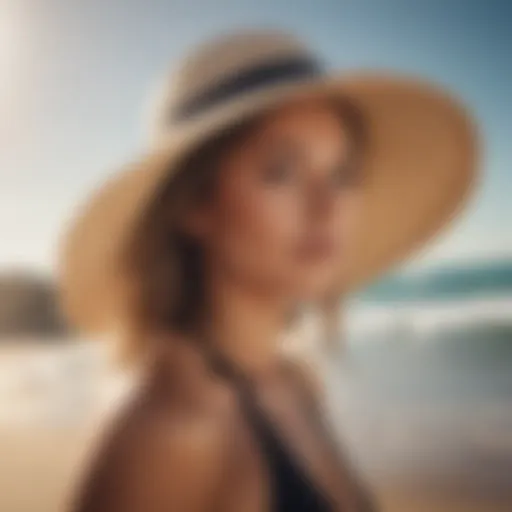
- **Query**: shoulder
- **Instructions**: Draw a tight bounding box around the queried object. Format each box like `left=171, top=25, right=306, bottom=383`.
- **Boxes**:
left=70, top=371, right=233, bottom=512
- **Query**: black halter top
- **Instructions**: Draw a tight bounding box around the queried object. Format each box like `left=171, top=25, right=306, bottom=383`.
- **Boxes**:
left=205, top=347, right=377, bottom=512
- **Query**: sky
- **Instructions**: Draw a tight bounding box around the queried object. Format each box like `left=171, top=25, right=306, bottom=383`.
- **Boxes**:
left=0, top=0, right=511, bottom=275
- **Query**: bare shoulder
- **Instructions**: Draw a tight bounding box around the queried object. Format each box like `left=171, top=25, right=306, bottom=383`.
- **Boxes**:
left=69, top=373, right=233, bottom=512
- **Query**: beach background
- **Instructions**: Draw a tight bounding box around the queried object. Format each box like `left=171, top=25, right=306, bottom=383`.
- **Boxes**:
left=1, top=261, right=511, bottom=511
left=1, top=0, right=511, bottom=511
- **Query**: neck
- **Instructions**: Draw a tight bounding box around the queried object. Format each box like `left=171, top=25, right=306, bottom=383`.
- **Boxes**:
left=198, top=270, right=291, bottom=378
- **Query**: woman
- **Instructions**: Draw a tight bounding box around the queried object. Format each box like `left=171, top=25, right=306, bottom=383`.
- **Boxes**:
left=59, top=30, right=478, bottom=511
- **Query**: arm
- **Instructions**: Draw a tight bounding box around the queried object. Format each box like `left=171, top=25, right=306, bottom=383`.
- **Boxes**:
left=69, top=407, right=227, bottom=512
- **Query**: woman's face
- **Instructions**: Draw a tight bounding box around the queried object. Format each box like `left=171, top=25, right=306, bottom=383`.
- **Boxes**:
left=192, top=98, right=363, bottom=302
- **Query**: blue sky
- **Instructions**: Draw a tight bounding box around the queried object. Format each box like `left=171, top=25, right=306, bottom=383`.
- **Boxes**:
left=0, top=0, right=510, bottom=273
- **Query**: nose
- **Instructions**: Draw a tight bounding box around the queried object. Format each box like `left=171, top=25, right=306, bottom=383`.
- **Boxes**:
left=306, top=179, right=337, bottom=226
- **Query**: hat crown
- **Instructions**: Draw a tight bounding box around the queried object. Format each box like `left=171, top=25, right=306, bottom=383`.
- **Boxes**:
left=147, top=30, right=314, bottom=140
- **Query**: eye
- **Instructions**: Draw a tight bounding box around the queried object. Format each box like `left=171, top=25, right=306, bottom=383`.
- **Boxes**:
left=331, top=161, right=361, bottom=188
left=261, top=153, right=299, bottom=184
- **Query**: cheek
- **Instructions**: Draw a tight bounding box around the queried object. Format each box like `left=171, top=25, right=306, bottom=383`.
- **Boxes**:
left=333, top=193, right=363, bottom=250
left=210, top=174, right=301, bottom=287
left=325, top=192, right=363, bottom=287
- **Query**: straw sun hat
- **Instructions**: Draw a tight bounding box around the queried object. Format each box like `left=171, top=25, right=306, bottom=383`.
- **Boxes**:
left=58, top=29, right=479, bottom=336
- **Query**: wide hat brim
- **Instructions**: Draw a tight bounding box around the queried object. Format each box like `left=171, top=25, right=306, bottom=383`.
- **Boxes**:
left=58, top=72, right=479, bottom=334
